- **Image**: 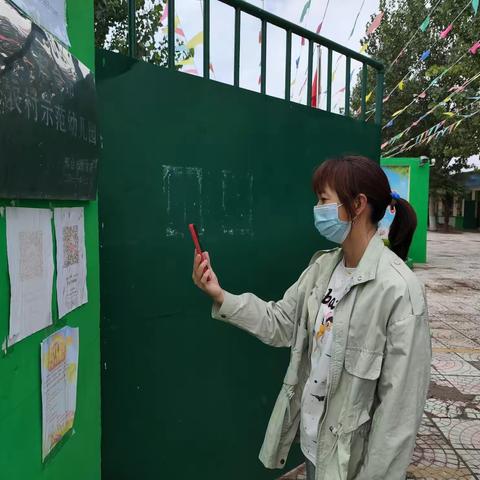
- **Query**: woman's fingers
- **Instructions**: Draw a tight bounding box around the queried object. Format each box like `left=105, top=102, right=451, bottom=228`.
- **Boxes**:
left=200, top=267, right=211, bottom=284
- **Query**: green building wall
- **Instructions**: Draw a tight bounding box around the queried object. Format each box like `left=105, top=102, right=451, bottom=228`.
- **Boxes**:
left=0, top=2, right=101, bottom=479
left=381, top=157, right=429, bottom=264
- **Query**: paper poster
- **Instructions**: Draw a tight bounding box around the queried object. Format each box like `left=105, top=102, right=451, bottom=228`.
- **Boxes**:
left=6, top=207, right=54, bottom=345
left=41, top=326, right=79, bottom=460
left=378, top=166, right=411, bottom=239
left=54, top=208, right=88, bottom=318
left=10, top=0, right=70, bottom=46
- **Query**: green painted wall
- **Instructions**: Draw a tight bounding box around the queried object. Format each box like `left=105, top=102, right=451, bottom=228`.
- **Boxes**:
left=0, top=2, right=101, bottom=480
left=381, top=157, right=429, bottom=263
left=97, top=50, right=381, bottom=480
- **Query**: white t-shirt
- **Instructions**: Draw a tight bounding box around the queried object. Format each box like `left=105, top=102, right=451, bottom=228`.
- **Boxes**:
left=300, top=259, right=355, bottom=465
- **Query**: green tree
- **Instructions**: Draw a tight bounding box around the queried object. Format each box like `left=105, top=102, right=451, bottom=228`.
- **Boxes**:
left=95, top=0, right=192, bottom=67
left=353, top=0, right=480, bottom=230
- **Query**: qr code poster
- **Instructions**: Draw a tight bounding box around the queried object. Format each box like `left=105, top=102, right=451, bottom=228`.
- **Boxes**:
left=6, top=207, right=54, bottom=345
left=54, top=208, right=88, bottom=319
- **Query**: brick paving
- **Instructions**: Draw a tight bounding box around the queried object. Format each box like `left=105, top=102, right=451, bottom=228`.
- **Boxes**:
left=279, top=231, right=480, bottom=480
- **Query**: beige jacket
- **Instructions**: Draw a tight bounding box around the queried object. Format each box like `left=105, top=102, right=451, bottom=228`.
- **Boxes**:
left=212, top=234, right=431, bottom=480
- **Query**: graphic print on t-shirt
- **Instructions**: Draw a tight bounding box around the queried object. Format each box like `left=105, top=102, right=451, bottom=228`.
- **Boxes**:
left=300, top=260, right=355, bottom=465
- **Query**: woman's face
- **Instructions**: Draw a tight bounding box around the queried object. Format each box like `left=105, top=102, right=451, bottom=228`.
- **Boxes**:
left=316, top=184, right=350, bottom=222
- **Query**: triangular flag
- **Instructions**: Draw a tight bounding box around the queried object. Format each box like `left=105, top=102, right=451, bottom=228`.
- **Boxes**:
left=184, top=68, right=198, bottom=75
left=398, top=80, right=405, bottom=91
left=209, top=63, right=215, bottom=73
left=258, top=30, right=262, bottom=43
left=366, top=11, right=384, bottom=35
left=177, top=57, right=194, bottom=66
left=316, top=22, right=323, bottom=34
left=420, top=49, right=431, bottom=61
left=385, top=120, right=394, bottom=128
left=337, top=87, right=346, bottom=94
left=473, top=0, right=479, bottom=14
left=420, top=16, right=430, bottom=32
left=161, top=2, right=168, bottom=23
left=176, top=27, right=185, bottom=37
left=360, top=43, right=369, bottom=54
left=301, top=37, right=306, bottom=46
left=440, top=24, right=453, bottom=39
left=443, top=112, right=455, bottom=117
left=384, top=94, right=391, bottom=103
left=295, top=56, right=300, bottom=69
left=312, top=70, right=318, bottom=107
left=392, top=107, right=406, bottom=117
left=418, top=91, right=427, bottom=99
left=381, top=141, right=389, bottom=150
left=186, top=32, right=203, bottom=49
left=300, top=0, right=312, bottom=23
left=365, top=91, right=373, bottom=103
left=470, top=40, right=480, bottom=54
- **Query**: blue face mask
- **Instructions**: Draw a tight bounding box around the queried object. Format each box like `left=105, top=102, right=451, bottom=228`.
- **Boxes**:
left=313, top=203, right=352, bottom=244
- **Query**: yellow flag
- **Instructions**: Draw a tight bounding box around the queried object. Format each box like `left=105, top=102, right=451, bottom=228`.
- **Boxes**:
left=443, top=112, right=455, bottom=117
left=398, top=80, right=405, bottom=91
left=360, top=43, right=369, bottom=53
left=187, top=32, right=204, bottom=49
left=392, top=108, right=405, bottom=117
left=177, top=57, right=194, bottom=66
left=366, top=91, right=373, bottom=103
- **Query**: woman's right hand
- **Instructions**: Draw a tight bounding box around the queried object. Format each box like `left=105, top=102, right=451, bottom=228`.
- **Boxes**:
left=192, top=251, right=224, bottom=305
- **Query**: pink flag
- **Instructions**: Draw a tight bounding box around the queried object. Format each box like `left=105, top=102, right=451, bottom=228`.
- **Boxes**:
left=337, top=87, right=346, bottom=94
left=470, top=40, right=480, bottom=54
left=381, top=141, right=389, bottom=150
left=161, top=2, right=168, bottom=23
left=176, top=27, right=185, bottom=37
left=301, top=37, right=306, bottom=46
left=366, top=11, right=384, bottom=35
left=440, top=24, right=453, bottom=39
left=316, top=22, right=323, bottom=34
left=418, top=91, right=427, bottom=99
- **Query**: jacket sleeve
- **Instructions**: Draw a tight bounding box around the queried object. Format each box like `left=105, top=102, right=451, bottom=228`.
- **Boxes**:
left=211, top=273, right=306, bottom=348
left=354, top=312, right=432, bottom=480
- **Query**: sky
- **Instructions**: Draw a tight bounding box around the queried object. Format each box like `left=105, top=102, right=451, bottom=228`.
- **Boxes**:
left=166, top=0, right=479, bottom=168
left=172, top=0, right=380, bottom=109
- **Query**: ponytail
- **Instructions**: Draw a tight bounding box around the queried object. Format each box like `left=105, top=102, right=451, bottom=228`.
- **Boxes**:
left=388, top=198, right=417, bottom=261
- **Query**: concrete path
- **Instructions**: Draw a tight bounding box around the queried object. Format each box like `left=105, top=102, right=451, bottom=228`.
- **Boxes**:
left=279, top=231, right=480, bottom=480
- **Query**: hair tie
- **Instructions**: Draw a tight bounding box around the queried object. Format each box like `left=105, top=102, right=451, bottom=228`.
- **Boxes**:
left=391, top=191, right=400, bottom=200
left=390, top=191, right=400, bottom=210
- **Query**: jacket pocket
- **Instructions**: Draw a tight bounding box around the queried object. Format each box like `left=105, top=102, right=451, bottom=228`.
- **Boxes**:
left=344, top=347, right=383, bottom=380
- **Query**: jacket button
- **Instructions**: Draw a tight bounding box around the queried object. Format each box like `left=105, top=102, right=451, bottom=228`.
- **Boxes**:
left=221, top=314, right=226, bottom=319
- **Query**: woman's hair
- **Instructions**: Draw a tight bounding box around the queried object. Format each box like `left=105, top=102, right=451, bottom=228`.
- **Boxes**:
left=312, top=155, right=417, bottom=261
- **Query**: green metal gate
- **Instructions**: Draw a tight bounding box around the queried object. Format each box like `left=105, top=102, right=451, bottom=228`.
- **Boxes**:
left=97, top=2, right=384, bottom=479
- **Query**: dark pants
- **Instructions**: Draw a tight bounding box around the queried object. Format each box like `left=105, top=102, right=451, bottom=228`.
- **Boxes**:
left=305, top=458, right=316, bottom=480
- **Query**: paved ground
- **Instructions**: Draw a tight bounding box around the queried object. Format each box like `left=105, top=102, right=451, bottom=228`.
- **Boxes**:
left=279, top=231, right=480, bottom=480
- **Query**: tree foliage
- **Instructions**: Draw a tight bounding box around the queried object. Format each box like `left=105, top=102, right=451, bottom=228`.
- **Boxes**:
left=353, top=0, right=480, bottom=224
left=95, top=0, right=191, bottom=67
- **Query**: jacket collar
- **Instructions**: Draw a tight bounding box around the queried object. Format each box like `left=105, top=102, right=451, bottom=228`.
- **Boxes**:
left=314, top=233, right=385, bottom=287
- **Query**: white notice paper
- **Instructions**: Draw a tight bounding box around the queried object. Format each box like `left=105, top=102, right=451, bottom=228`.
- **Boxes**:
left=54, top=208, right=88, bottom=319
left=7, top=207, right=54, bottom=345
left=10, top=0, right=70, bottom=46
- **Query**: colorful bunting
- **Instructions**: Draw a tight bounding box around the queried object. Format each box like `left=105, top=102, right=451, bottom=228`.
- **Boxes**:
left=186, top=32, right=203, bottom=50
left=440, top=24, right=453, bottom=39
left=418, top=91, right=427, bottom=99
left=392, top=107, right=406, bottom=117
left=366, top=11, right=384, bottom=35
left=177, top=57, right=194, bottom=66
left=443, top=112, right=455, bottom=117
left=470, top=41, right=480, bottom=54
left=300, top=0, right=312, bottom=23
left=420, top=16, right=430, bottom=32
left=366, top=91, right=373, bottom=103
left=316, top=23, right=323, bottom=34
left=385, top=120, right=394, bottom=128
left=420, top=49, right=431, bottom=61
left=398, top=80, right=405, bottom=91
left=161, top=2, right=168, bottom=23
left=473, top=0, right=479, bottom=15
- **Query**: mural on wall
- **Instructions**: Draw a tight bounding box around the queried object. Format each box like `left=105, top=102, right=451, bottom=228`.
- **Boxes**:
left=378, top=165, right=411, bottom=239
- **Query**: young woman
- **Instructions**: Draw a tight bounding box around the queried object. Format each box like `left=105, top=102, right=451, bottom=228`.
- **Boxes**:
left=192, top=155, right=431, bottom=480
